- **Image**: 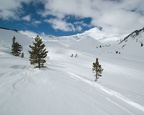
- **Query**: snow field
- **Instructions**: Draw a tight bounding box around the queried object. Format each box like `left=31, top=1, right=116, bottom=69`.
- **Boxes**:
left=0, top=28, right=144, bottom=115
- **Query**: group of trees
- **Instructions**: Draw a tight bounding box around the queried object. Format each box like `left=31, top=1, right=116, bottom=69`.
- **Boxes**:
left=11, top=35, right=48, bottom=68
left=11, top=35, right=103, bottom=81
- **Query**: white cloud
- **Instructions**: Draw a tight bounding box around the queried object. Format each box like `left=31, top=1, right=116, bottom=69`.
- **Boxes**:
left=0, top=0, right=31, bottom=19
left=0, top=0, right=19, bottom=19
left=45, top=18, right=82, bottom=32
left=76, top=26, right=82, bottom=32
left=0, top=0, right=42, bottom=20
left=42, top=0, right=144, bottom=34
left=32, top=20, right=41, bottom=27
left=43, top=0, right=96, bottom=18
left=74, top=21, right=91, bottom=27
left=0, top=10, right=18, bottom=20
left=33, top=20, right=41, bottom=25
left=91, top=9, right=143, bottom=34
left=22, top=15, right=31, bottom=21
left=1, top=0, right=144, bottom=34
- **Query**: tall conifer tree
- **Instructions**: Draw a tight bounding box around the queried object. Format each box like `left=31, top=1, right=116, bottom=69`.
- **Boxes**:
left=92, top=58, right=103, bottom=81
left=29, top=35, right=48, bottom=68
left=11, top=36, right=22, bottom=56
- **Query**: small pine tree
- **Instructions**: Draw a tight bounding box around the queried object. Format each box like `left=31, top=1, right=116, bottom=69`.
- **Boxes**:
left=21, top=52, right=24, bottom=58
left=141, top=43, right=143, bottom=47
left=11, top=37, right=22, bottom=56
left=92, top=58, right=103, bottom=81
left=12, top=36, right=16, bottom=44
left=29, top=35, right=48, bottom=68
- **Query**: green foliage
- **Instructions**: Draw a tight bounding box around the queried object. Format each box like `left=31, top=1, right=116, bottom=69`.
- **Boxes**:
left=11, top=37, right=22, bottom=56
left=29, top=35, right=48, bottom=68
left=92, top=58, right=103, bottom=81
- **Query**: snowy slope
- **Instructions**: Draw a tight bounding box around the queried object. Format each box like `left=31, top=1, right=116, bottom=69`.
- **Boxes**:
left=0, top=28, right=144, bottom=115
left=69, top=35, right=103, bottom=53
left=117, top=27, right=144, bottom=57
left=0, top=28, right=32, bottom=46
left=0, top=28, right=32, bottom=56
left=42, top=35, right=77, bottom=47
left=99, top=34, right=128, bottom=44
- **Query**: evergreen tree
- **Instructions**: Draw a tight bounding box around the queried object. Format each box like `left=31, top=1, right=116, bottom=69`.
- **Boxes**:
left=92, top=58, right=103, bottom=81
left=29, top=35, right=48, bottom=68
left=11, top=37, right=22, bottom=56
left=12, top=36, right=16, bottom=44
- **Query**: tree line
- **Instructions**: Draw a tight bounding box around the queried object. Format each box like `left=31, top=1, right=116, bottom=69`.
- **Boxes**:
left=11, top=35, right=48, bottom=68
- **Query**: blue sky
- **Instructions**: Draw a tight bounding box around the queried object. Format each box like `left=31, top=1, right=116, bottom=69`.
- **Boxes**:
left=0, top=0, right=144, bottom=37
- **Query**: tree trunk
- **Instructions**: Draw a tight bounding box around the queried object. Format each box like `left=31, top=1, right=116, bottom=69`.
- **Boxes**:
left=95, top=72, right=98, bottom=81
left=38, top=55, right=40, bottom=68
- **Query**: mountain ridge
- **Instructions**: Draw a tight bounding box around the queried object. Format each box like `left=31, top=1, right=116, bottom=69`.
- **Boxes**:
left=120, top=27, right=144, bottom=43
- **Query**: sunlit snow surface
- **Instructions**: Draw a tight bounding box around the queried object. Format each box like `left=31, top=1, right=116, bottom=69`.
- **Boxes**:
left=0, top=28, right=144, bottom=115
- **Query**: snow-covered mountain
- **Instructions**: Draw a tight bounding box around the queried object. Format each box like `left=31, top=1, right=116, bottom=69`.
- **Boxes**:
left=0, top=28, right=144, bottom=115
left=67, top=27, right=144, bottom=58
left=69, top=36, right=103, bottom=53
left=63, top=27, right=128, bottom=45
left=116, top=27, right=144, bottom=57
left=74, top=27, right=106, bottom=40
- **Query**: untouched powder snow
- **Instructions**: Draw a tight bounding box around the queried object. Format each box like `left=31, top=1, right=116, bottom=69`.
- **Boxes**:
left=0, top=29, right=144, bottom=115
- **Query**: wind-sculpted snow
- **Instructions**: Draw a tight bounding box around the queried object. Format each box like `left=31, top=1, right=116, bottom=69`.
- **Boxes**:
left=0, top=28, right=144, bottom=115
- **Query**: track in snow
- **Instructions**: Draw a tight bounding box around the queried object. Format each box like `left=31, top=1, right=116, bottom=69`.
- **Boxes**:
left=67, top=72, right=144, bottom=113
